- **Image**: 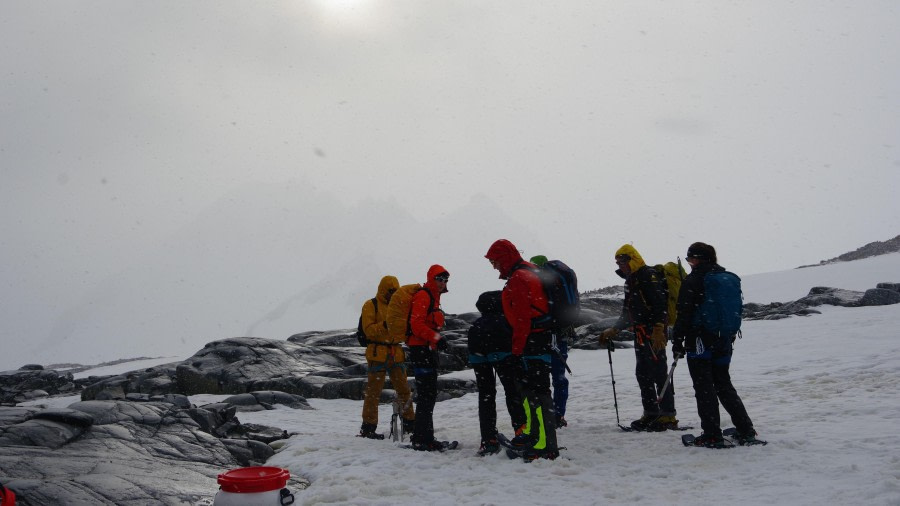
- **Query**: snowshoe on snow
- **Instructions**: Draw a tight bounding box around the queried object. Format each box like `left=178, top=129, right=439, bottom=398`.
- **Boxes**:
left=724, top=427, right=768, bottom=446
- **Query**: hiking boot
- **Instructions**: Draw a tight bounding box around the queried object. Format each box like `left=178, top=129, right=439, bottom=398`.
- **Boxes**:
left=477, top=438, right=501, bottom=456
left=510, top=433, right=535, bottom=448
left=358, top=423, right=384, bottom=440
left=692, top=432, right=729, bottom=448
left=556, top=415, right=568, bottom=428
left=402, top=418, right=415, bottom=434
left=648, top=416, right=679, bottom=431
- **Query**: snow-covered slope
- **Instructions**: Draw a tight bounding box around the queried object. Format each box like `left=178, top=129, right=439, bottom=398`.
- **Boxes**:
left=741, top=252, right=900, bottom=303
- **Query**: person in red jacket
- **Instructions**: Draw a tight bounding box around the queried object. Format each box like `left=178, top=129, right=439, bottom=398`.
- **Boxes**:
left=485, top=239, right=559, bottom=460
left=408, top=264, right=454, bottom=451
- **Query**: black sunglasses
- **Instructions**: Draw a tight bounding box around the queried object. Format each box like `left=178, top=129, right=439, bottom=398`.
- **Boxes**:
left=615, top=256, right=630, bottom=266
left=434, top=275, right=449, bottom=282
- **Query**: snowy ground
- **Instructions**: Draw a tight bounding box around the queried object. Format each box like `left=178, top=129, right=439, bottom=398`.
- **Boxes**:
left=218, top=303, right=900, bottom=505
left=24, top=256, right=900, bottom=505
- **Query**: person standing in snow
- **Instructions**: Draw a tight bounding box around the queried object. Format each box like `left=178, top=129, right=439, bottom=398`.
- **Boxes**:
left=408, top=264, right=453, bottom=451
left=530, top=253, right=572, bottom=429
left=672, top=242, right=762, bottom=447
left=485, top=239, right=559, bottom=460
left=467, top=290, right=527, bottom=456
left=598, top=244, right=679, bottom=431
left=357, top=275, right=415, bottom=440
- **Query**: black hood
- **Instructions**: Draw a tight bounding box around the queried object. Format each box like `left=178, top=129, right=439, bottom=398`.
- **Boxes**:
left=475, top=290, right=503, bottom=315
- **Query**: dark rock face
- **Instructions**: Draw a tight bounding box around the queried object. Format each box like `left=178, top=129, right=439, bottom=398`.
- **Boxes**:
left=222, top=391, right=313, bottom=412
left=80, top=316, right=480, bottom=402
left=1, top=368, right=76, bottom=405
left=0, top=396, right=304, bottom=505
left=175, top=337, right=367, bottom=398
left=744, top=284, right=900, bottom=320
left=860, top=287, right=900, bottom=306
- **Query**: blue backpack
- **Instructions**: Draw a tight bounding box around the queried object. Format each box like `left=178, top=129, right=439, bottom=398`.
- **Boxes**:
left=697, top=270, right=743, bottom=336
left=528, top=260, right=581, bottom=331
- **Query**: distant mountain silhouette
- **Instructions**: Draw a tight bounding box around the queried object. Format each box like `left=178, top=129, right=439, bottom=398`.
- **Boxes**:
left=798, top=234, right=900, bottom=268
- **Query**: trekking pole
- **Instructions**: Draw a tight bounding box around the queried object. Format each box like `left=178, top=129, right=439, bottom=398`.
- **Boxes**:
left=606, top=339, right=626, bottom=430
left=551, top=332, right=573, bottom=374
left=656, top=353, right=681, bottom=405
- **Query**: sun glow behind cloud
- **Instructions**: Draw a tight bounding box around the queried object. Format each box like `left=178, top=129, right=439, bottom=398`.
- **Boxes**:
left=305, top=0, right=382, bottom=34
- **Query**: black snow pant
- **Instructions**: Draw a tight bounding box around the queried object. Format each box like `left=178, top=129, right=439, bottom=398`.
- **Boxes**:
left=409, top=345, right=439, bottom=443
left=687, top=351, right=754, bottom=437
left=473, top=359, right=526, bottom=443
left=635, top=339, right=675, bottom=417
left=520, top=358, right=558, bottom=453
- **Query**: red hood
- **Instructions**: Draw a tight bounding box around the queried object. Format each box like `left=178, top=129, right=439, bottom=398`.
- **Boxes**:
left=485, top=239, right=523, bottom=280
left=424, top=264, right=449, bottom=293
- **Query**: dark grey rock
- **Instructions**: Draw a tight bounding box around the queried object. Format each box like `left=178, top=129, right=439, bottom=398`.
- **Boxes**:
left=745, top=287, right=865, bottom=320
left=860, top=287, right=900, bottom=306
left=876, top=282, right=900, bottom=292
left=0, top=368, right=75, bottom=404
left=221, top=438, right=275, bottom=467
left=222, top=391, right=312, bottom=412
left=32, top=408, right=95, bottom=428
left=0, top=399, right=301, bottom=505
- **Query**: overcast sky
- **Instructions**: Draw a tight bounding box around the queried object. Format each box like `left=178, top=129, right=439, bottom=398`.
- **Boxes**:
left=1, top=1, right=898, bottom=367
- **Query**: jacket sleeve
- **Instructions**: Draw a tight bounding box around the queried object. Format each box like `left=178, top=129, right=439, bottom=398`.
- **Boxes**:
left=409, top=291, right=441, bottom=347
left=503, top=273, right=535, bottom=356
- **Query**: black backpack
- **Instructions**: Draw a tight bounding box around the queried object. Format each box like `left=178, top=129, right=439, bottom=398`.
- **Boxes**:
left=356, top=297, right=377, bottom=347
left=520, top=260, right=581, bottom=331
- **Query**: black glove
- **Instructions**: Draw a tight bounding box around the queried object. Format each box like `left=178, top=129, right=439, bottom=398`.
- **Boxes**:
left=436, top=337, right=450, bottom=352
left=672, top=337, right=685, bottom=357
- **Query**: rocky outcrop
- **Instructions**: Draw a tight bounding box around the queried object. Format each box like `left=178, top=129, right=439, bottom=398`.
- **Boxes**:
left=0, top=395, right=304, bottom=505
left=744, top=283, right=900, bottom=320
left=0, top=366, right=77, bottom=405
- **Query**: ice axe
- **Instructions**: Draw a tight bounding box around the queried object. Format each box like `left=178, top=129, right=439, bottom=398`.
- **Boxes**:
left=656, top=352, right=682, bottom=405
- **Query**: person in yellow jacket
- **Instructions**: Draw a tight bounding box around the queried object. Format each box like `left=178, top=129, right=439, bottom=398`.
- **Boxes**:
left=358, top=275, right=415, bottom=439
left=598, top=244, right=678, bottom=431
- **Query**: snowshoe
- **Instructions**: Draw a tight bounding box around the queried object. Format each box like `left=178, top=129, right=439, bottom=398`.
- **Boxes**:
left=410, top=439, right=459, bottom=452
left=682, top=432, right=734, bottom=449
left=724, top=427, right=768, bottom=446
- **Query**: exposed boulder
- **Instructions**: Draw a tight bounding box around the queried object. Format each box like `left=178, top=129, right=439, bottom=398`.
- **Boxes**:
left=174, top=337, right=366, bottom=398
left=0, top=397, right=304, bottom=504
left=222, top=391, right=313, bottom=412
left=860, top=287, right=900, bottom=306
left=744, top=284, right=900, bottom=320
left=0, top=368, right=76, bottom=405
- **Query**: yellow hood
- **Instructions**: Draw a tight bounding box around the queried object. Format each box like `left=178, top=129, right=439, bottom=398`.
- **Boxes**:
left=615, top=244, right=647, bottom=272
left=376, top=275, right=400, bottom=305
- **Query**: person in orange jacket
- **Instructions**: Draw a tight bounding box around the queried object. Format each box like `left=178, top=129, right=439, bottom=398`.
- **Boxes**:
left=408, top=264, right=453, bottom=451
left=358, top=275, right=415, bottom=439
left=485, top=239, right=559, bottom=460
